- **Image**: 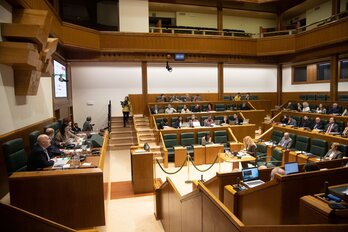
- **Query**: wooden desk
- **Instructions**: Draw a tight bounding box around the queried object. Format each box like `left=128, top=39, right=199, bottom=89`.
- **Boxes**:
left=193, top=145, right=205, bottom=165
left=300, top=194, right=348, bottom=224
left=130, top=150, right=154, bottom=194
left=174, top=146, right=187, bottom=167
left=205, top=144, right=224, bottom=164
left=220, top=153, right=256, bottom=170
left=288, top=151, right=320, bottom=164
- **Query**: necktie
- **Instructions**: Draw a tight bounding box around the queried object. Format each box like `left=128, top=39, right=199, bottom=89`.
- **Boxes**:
left=44, top=149, right=50, bottom=160
left=326, top=124, right=333, bottom=133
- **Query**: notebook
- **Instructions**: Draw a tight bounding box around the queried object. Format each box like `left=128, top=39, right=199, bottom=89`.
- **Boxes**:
left=192, top=121, right=201, bottom=127
left=242, top=167, right=265, bottom=188
left=284, top=162, right=299, bottom=175
left=242, top=119, right=250, bottom=124
left=53, top=158, right=70, bottom=167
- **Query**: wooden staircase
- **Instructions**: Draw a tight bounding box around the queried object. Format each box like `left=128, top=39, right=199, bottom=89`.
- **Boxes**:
left=133, top=115, right=163, bottom=163
left=109, top=116, right=136, bottom=150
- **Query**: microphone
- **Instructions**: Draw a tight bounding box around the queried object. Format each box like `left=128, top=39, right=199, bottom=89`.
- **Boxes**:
left=324, top=181, right=329, bottom=198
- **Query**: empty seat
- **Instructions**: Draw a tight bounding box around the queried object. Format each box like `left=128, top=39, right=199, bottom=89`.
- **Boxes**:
left=2, top=138, right=27, bottom=175
left=163, top=134, right=178, bottom=162
left=171, top=117, right=178, bottom=127
left=29, top=130, right=40, bottom=150
left=215, top=104, right=226, bottom=111
left=181, top=132, right=194, bottom=156
left=309, top=138, right=328, bottom=158
left=336, top=121, right=344, bottom=133
left=223, top=95, right=230, bottom=101
left=271, top=130, right=283, bottom=144
left=292, top=135, right=310, bottom=152
left=316, top=95, right=327, bottom=101
left=307, top=94, right=316, bottom=101
left=256, top=143, right=268, bottom=166
left=267, top=149, right=283, bottom=167
left=299, top=95, right=307, bottom=100
left=214, top=115, right=224, bottom=122
left=213, top=130, right=229, bottom=151
left=177, top=105, right=183, bottom=112
left=338, top=144, right=348, bottom=157
left=156, top=118, right=163, bottom=128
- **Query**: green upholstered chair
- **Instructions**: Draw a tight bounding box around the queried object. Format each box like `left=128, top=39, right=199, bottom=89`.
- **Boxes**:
left=307, top=94, right=316, bottom=101
left=2, top=138, right=27, bottom=175
left=299, top=95, right=307, bottom=101
left=171, top=117, right=178, bottom=127
left=292, top=135, right=310, bottom=152
left=256, top=143, right=268, bottom=166
left=251, top=95, right=258, bottom=100
left=201, top=104, right=208, bottom=112
left=271, top=130, right=283, bottom=144
left=214, top=115, right=224, bottom=122
left=309, top=138, right=328, bottom=158
left=292, top=116, right=301, bottom=125
left=181, top=132, right=194, bottom=156
left=44, top=121, right=60, bottom=134
left=338, top=95, right=348, bottom=101
left=156, top=118, right=163, bottom=128
left=336, top=121, right=344, bottom=133
left=316, top=95, right=326, bottom=101
left=213, top=130, right=229, bottom=151
left=267, top=149, right=283, bottom=167
left=288, top=133, right=296, bottom=149
left=223, top=95, right=230, bottom=101
left=200, top=116, right=208, bottom=126
left=163, top=134, right=178, bottom=162
left=29, top=130, right=40, bottom=150
left=197, top=131, right=209, bottom=144
left=177, top=105, right=183, bottom=112
left=215, top=104, right=226, bottom=111
left=338, top=144, right=348, bottom=157
left=180, top=96, right=186, bottom=102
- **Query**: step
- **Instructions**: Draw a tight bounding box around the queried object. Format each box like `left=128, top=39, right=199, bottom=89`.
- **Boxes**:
left=139, top=137, right=156, bottom=142
left=135, top=122, right=150, bottom=126
left=110, top=137, right=136, bottom=143
left=136, top=128, right=154, bottom=132
left=111, top=128, right=135, bottom=133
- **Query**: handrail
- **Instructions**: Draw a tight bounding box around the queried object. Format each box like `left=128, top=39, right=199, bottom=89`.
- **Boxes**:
left=107, top=100, right=111, bottom=133
left=98, top=131, right=109, bottom=171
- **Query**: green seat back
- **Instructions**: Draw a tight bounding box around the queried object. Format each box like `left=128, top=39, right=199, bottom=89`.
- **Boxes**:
left=201, top=104, right=208, bottom=111
left=177, top=105, right=183, bottom=112
left=316, top=95, right=326, bottom=101
left=29, top=130, right=40, bottom=150
left=223, top=95, right=230, bottom=101
left=271, top=130, right=283, bottom=143
left=336, top=121, right=344, bottom=133
left=299, top=95, right=307, bottom=100
left=181, top=133, right=194, bottom=147
left=294, top=135, right=310, bottom=152
left=215, top=104, right=226, bottom=111
left=310, top=139, right=328, bottom=157
left=338, top=144, right=348, bottom=157
left=171, top=117, right=178, bottom=127
left=214, top=115, right=224, bottom=121
left=214, top=130, right=227, bottom=144
left=270, top=149, right=283, bottom=166
left=307, top=94, right=316, bottom=101
left=288, top=133, right=296, bottom=148
left=2, top=138, right=27, bottom=175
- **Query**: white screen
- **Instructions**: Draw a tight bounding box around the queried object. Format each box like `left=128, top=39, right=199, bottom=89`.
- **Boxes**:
left=53, top=60, right=67, bottom=98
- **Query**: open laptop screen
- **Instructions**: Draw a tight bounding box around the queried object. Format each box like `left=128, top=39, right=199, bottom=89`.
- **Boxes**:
left=242, top=167, right=259, bottom=182
left=284, top=162, right=299, bottom=175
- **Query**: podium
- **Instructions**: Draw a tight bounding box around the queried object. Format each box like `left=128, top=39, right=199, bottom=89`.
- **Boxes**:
left=131, top=150, right=154, bottom=194
left=174, top=146, right=187, bottom=167
left=205, top=144, right=224, bottom=164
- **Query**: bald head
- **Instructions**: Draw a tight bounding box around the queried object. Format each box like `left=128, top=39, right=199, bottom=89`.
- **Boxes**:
left=270, top=167, right=285, bottom=180
left=37, top=134, right=50, bottom=149
left=45, top=128, right=54, bottom=137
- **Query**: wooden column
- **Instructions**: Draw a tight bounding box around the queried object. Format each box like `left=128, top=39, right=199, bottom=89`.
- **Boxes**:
left=142, top=61, right=148, bottom=115
left=218, top=62, right=224, bottom=101
left=330, top=55, right=338, bottom=102
left=332, top=0, right=340, bottom=15
left=277, top=64, right=283, bottom=106
left=217, top=1, right=223, bottom=31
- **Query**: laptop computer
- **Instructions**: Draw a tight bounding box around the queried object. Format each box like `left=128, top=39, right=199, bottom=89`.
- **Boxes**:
left=284, top=162, right=299, bottom=175
left=242, top=167, right=265, bottom=188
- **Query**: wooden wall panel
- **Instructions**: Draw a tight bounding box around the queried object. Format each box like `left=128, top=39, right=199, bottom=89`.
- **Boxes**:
left=181, top=193, right=202, bottom=232
left=61, top=23, right=100, bottom=50
left=257, top=36, right=296, bottom=55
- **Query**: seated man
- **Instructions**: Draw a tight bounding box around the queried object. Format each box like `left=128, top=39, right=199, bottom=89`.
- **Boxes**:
left=201, top=134, right=213, bottom=145
left=325, top=117, right=339, bottom=134
left=189, top=115, right=200, bottom=127
left=287, top=116, right=297, bottom=127
left=300, top=115, right=312, bottom=129
left=283, top=102, right=295, bottom=111
left=158, top=118, right=169, bottom=129
left=278, top=132, right=292, bottom=149
left=82, top=116, right=94, bottom=131
left=270, top=167, right=285, bottom=180
left=312, top=117, right=324, bottom=130
left=165, top=104, right=177, bottom=114
left=231, top=113, right=242, bottom=125
left=323, top=142, right=343, bottom=160
left=72, top=123, right=81, bottom=133
left=45, top=128, right=63, bottom=157
left=327, top=103, right=341, bottom=115
left=27, top=134, right=56, bottom=171
left=192, top=104, right=201, bottom=112
left=151, top=104, right=160, bottom=114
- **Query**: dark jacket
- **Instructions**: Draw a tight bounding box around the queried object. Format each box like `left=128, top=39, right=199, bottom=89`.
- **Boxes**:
left=27, top=144, right=54, bottom=171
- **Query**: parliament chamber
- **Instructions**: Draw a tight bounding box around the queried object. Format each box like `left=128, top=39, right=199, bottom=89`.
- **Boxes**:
left=1, top=0, right=348, bottom=231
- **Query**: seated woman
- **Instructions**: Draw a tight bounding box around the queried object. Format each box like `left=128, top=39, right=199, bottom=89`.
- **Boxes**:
left=323, top=142, right=343, bottom=160
left=302, top=102, right=310, bottom=112
left=189, top=115, right=200, bottom=127
left=242, top=136, right=257, bottom=157
left=165, top=104, right=177, bottom=114
left=206, top=103, right=213, bottom=112
left=172, top=116, right=183, bottom=129
left=297, top=102, right=303, bottom=112
left=231, top=113, right=242, bottom=125
left=158, top=118, right=169, bottom=129
left=220, top=115, right=229, bottom=125
left=181, top=104, right=191, bottom=113
left=192, top=104, right=201, bottom=112
left=316, top=103, right=327, bottom=114
left=342, top=108, right=348, bottom=116
left=204, top=115, right=214, bottom=127
left=201, top=134, right=213, bottom=145
left=342, top=122, right=348, bottom=137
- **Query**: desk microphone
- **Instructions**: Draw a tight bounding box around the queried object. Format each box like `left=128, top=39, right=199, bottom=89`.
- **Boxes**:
left=324, top=181, right=329, bottom=198
left=236, top=177, right=241, bottom=187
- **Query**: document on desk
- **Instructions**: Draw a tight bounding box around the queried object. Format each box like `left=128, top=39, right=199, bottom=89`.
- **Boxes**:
left=53, top=158, right=70, bottom=167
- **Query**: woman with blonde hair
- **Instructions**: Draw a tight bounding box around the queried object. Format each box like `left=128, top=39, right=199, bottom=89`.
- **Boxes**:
left=243, top=136, right=257, bottom=157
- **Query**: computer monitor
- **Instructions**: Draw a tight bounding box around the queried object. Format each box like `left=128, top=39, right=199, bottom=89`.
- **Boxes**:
left=242, top=167, right=259, bottom=182
left=284, top=162, right=299, bottom=175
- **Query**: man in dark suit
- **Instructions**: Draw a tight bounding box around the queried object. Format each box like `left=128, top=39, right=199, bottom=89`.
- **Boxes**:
left=327, top=103, right=341, bottom=115
left=27, top=134, right=56, bottom=171
left=312, top=117, right=324, bottom=130
left=45, top=128, right=63, bottom=158
left=325, top=117, right=339, bottom=134
left=300, top=116, right=312, bottom=129
left=323, top=143, right=343, bottom=160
